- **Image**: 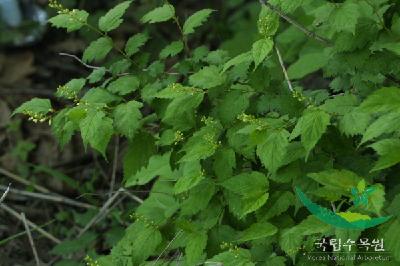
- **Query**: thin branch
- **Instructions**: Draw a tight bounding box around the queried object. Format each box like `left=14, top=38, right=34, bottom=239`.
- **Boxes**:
left=77, top=188, right=124, bottom=237
left=275, top=46, right=294, bottom=93
left=21, top=213, right=41, bottom=266
left=109, top=137, right=119, bottom=198
left=121, top=188, right=144, bottom=204
left=0, top=203, right=61, bottom=244
left=259, top=0, right=331, bottom=45
left=59, top=52, right=103, bottom=70
left=153, top=230, right=184, bottom=265
left=0, top=185, right=95, bottom=209
left=0, top=183, right=11, bottom=204
left=0, top=168, right=49, bottom=193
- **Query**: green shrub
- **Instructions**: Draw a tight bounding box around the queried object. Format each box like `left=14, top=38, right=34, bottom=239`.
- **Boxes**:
left=16, top=0, right=400, bottom=265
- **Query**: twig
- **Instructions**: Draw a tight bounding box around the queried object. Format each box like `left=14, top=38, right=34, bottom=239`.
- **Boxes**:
left=59, top=52, right=103, bottom=70
left=77, top=188, right=124, bottom=237
left=259, top=0, right=331, bottom=45
left=0, top=167, right=49, bottom=193
left=0, top=185, right=95, bottom=209
left=121, top=188, right=144, bottom=204
left=21, top=213, right=41, bottom=266
left=0, top=183, right=11, bottom=204
left=275, top=46, right=294, bottom=93
left=153, top=230, right=184, bottom=265
left=109, top=137, right=119, bottom=198
left=0, top=203, right=61, bottom=244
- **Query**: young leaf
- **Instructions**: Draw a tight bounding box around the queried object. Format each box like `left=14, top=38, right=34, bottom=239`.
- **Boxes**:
left=82, top=37, right=113, bottom=63
left=237, top=222, right=277, bottom=242
left=183, top=9, right=215, bottom=35
left=174, top=161, right=204, bottom=194
left=257, top=129, right=290, bottom=173
left=141, top=4, right=175, bottom=24
left=290, top=108, right=330, bottom=158
left=48, top=10, right=89, bottom=32
left=87, top=68, right=107, bottom=84
left=107, top=76, right=140, bottom=96
left=98, top=1, right=132, bottom=32
left=222, top=52, right=252, bottom=73
left=79, top=110, right=113, bottom=157
left=51, top=109, right=75, bottom=147
left=258, top=5, right=279, bottom=37
left=186, top=231, right=208, bottom=265
left=14, top=98, right=52, bottom=116
left=189, top=66, right=226, bottom=89
left=56, top=78, right=86, bottom=99
left=125, top=33, right=149, bottom=56
left=361, top=112, right=400, bottom=145
left=252, top=38, right=273, bottom=69
left=159, top=41, right=184, bottom=59
left=113, top=101, right=143, bottom=139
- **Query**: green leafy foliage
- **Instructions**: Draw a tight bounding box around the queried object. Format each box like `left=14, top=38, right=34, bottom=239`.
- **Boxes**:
left=16, top=0, right=400, bottom=264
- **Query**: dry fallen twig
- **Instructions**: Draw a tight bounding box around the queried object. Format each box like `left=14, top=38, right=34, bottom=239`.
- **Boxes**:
left=21, top=213, right=41, bottom=266
left=0, top=203, right=61, bottom=244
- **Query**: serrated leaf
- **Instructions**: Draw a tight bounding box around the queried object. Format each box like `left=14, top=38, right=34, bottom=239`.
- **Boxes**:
left=189, top=66, right=226, bottom=89
left=79, top=110, right=113, bottom=156
left=98, top=1, right=131, bottom=32
left=159, top=41, right=183, bottom=59
left=308, top=169, right=362, bottom=194
left=257, top=5, right=279, bottom=37
left=329, top=1, right=360, bottom=34
left=110, top=59, right=131, bottom=75
left=48, top=10, right=89, bottom=32
left=125, top=33, right=149, bottom=56
left=360, top=87, right=400, bottom=113
left=252, top=38, right=274, bottom=69
left=82, top=37, right=113, bottom=63
left=174, top=161, right=204, bottom=194
left=383, top=219, right=400, bottom=262
left=87, top=68, right=106, bottom=84
left=181, top=180, right=215, bottom=215
left=339, top=109, right=370, bottom=136
left=51, top=109, right=75, bottom=148
left=237, top=222, right=277, bottom=242
left=107, top=76, right=140, bottom=96
left=81, top=88, right=121, bottom=104
left=216, top=89, right=251, bottom=124
left=186, top=231, right=208, bottom=265
left=369, top=139, right=400, bottom=171
left=361, top=112, right=400, bottom=145
left=290, top=108, right=330, bottom=158
left=261, top=191, right=294, bottom=220
left=14, top=98, right=52, bottom=116
left=183, top=9, right=214, bottom=35
left=56, top=78, right=86, bottom=99
left=207, top=249, right=254, bottom=266
left=287, top=51, right=329, bottom=79
left=257, top=129, right=289, bottom=173
left=113, top=101, right=143, bottom=139
left=125, top=152, right=172, bottom=187
left=141, top=4, right=175, bottom=24
left=366, top=184, right=385, bottom=215
left=222, top=52, right=252, bottom=73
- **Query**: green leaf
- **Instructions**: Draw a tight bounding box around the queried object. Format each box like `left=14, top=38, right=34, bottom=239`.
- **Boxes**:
left=159, top=41, right=184, bottom=59
left=189, top=66, right=226, bottom=89
left=369, top=139, right=400, bottom=171
left=174, top=161, right=204, bottom=194
left=329, top=1, right=360, bottom=34
left=51, top=109, right=75, bottom=147
left=125, top=152, right=172, bottom=186
left=383, top=219, right=400, bottom=262
left=222, top=52, right=252, bottom=73
left=308, top=169, right=362, bottom=194
left=110, top=59, right=131, bottom=75
left=361, top=112, right=400, bottom=145
left=339, top=109, right=370, bottom=137
left=257, top=129, right=290, bottom=173
left=360, top=87, right=400, bottom=113
left=14, top=98, right=52, bottom=117
left=290, top=108, right=330, bottom=158
left=56, top=78, right=86, bottom=99
left=183, top=9, right=215, bottom=35
left=113, top=101, right=143, bottom=139
left=125, top=33, right=149, bottom=56
left=252, top=38, right=274, bottom=69
left=186, top=231, right=208, bottom=265
left=79, top=110, right=113, bottom=156
left=141, top=4, right=175, bottom=24
left=181, top=180, right=215, bottom=215
left=48, top=10, right=89, bottom=32
left=51, top=232, right=96, bottom=256
left=320, top=94, right=358, bottom=115
left=237, top=222, right=277, bottom=243
left=261, top=191, right=295, bottom=220
left=98, top=1, right=132, bottom=32
left=207, top=249, right=254, bottom=266
left=269, top=0, right=305, bottom=13
left=123, top=133, right=156, bottom=182
left=81, top=88, right=121, bottom=104
left=257, top=5, right=279, bottom=37
left=366, top=184, right=385, bottom=215
left=107, top=75, right=140, bottom=96
left=87, top=68, right=106, bottom=84
left=82, top=37, right=113, bottom=63
left=216, top=89, right=251, bottom=124
left=287, top=51, right=329, bottom=79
